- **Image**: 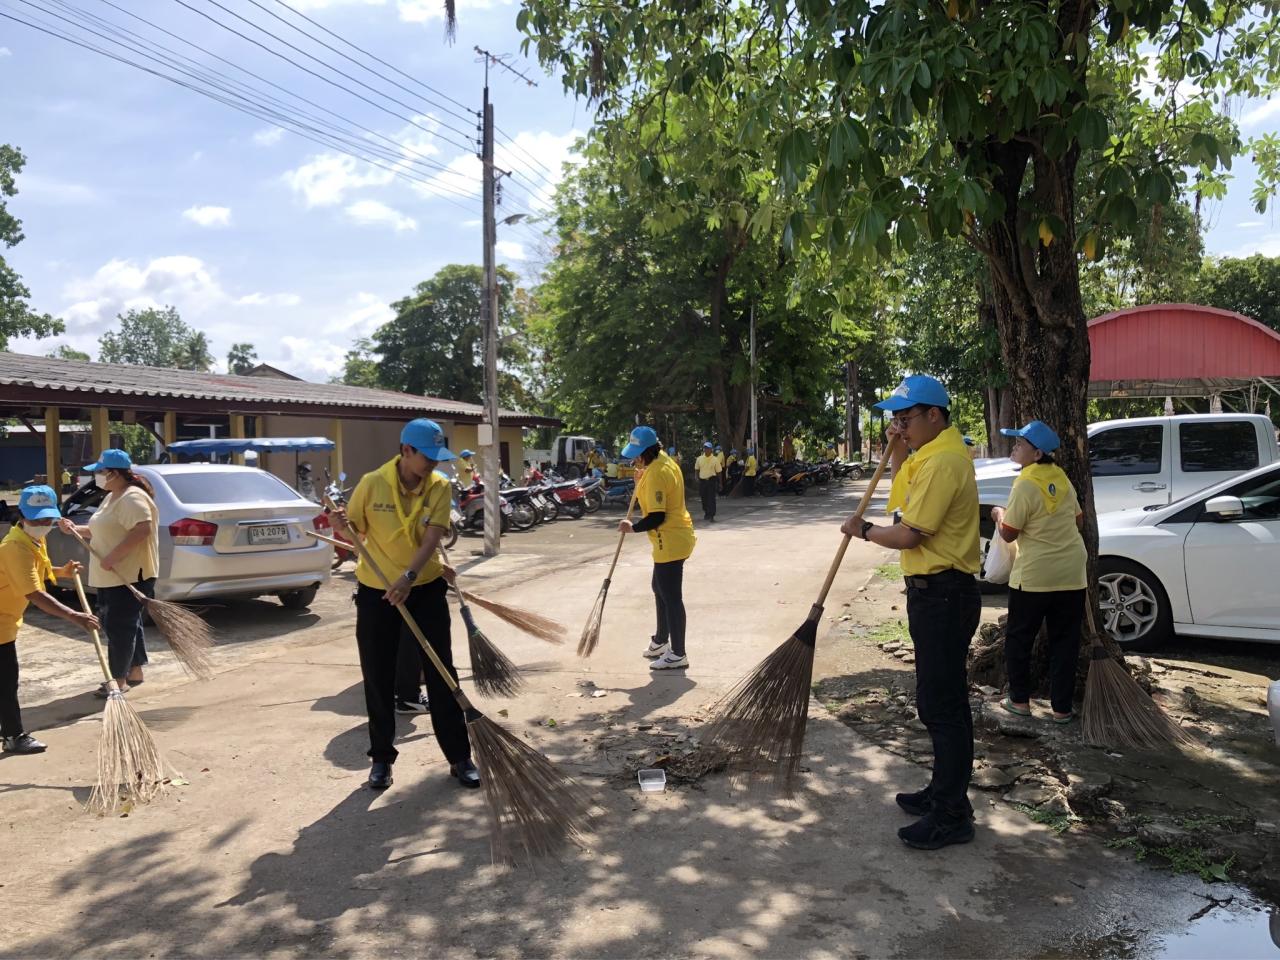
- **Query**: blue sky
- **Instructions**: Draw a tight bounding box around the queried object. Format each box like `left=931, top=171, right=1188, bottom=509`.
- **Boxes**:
left=3, top=3, right=1279, bottom=382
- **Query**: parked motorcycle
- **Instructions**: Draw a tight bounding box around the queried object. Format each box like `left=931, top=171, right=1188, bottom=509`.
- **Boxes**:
left=547, top=480, right=587, bottom=519
left=318, top=469, right=354, bottom=569
left=578, top=476, right=604, bottom=513
left=457, top=480, right=512, bottom=533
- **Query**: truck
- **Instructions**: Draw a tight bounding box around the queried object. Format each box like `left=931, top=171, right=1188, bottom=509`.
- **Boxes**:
left=542, top=434, right=599, bottom=479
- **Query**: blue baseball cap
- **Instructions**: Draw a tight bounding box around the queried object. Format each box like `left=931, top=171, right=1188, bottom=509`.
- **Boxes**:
left=1001, top=420, right=1061, bottom=453
left=84, top=448, right=133, bottom=472
left=963, top=436, right=975, bottom=447
left=666, top=446, right=675, bottom=455
left=714, top=444, right=722, bottom=452
left=703, top=441, right=713, bottom=449
left=459, top=449, right=475, bottom=458
left=874, top=375, right=950, bottom=412
left=621, top=425, right=660, bottom=459
left=730, top=448, right=739, bottom=455
left=18, top=484, right=61, bottom=521
left=400, top=419, right=456, bottom=461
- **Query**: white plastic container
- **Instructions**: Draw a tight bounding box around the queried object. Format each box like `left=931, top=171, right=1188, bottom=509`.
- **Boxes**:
left=638, top=768, right=667, bottom=793
left=1267, top=679, right=1280, bottom=747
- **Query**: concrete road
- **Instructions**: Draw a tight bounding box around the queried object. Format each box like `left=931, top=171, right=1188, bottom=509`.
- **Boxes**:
left=0, top=483, right=1230, bottom=958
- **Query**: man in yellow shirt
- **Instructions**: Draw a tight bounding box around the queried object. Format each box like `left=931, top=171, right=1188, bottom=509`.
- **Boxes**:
left=0, top=486, right=99, bottom=754
left=842, top=375, right=980, bottom=851
left=742, top=443, right=759, bottom=497
left=617, top=426, right=696, bottom=670
left=694, top=441, right=721, bottom=522
left=333, top=419, right=478, bottom=792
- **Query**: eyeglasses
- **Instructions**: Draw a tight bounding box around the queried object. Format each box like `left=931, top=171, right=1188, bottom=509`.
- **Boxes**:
left=890, top=410, right=927, bottom=430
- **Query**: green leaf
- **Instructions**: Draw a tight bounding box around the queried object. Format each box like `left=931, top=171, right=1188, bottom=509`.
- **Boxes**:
left=896, top=215, right=917, bottom=252
left=914, top=60, right=931, bottom=89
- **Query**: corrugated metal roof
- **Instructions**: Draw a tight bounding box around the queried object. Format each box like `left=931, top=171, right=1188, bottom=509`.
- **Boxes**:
left=0, top=351, right=560, bottom=426
left=1089, top=304, right=1280, bottom=381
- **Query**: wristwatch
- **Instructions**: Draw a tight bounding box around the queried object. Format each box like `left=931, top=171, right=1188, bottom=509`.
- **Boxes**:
left=860, top=519, right=874, bottom=541
left=402, top=569, right=418, bottom=583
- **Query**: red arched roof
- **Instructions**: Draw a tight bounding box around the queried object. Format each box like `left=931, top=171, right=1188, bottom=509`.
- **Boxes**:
left=1088, top=303, right=1280, bottom=381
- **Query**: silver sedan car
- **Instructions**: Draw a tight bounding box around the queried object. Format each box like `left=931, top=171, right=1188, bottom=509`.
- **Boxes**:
left=44, top=464, right=332, bottom=609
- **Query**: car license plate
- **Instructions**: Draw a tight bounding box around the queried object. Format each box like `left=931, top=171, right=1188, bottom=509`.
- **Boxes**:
left=248, top=524, right=290, bottom=546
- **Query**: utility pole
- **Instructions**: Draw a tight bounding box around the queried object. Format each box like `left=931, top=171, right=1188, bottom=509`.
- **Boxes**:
left=749, top=302, right=758, bottom=453
left=479, top=63, right=501, bottom=557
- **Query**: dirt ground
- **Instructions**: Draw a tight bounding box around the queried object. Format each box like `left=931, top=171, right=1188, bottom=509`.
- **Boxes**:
left=2, top=483, right=1279, bottom=958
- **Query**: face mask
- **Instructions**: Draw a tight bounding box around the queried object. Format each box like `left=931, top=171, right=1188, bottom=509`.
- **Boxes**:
left=24, top=524, right=52, bottom=541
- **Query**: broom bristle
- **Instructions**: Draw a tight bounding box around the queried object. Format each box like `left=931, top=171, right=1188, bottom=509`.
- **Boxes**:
left=466, top=712, right=596, bottom=864
left=88, top=691, right=167, bottom=815
left=1082, top=645, right=1197, bottom=750
left=462, top=607, right=524, bottom=698
left=461, top=591, right=565, bottom=645
left=699, top=618, right=819, bottom=796
left=145, top=598, right=215, bottom=680
left=576, top=580, right=609, bottom=658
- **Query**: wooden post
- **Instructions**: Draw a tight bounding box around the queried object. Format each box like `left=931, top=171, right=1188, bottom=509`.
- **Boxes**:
left=91, top=406, right=110, bottom=459
left=163, top=411, right=177, bottom=446
left=44, top=407, right=61, bottom=499
left=230, top=414, right=246, bottom=465
left=331, top=418, right=344, bottom=478
left=254, top=415, right=268, bottom=471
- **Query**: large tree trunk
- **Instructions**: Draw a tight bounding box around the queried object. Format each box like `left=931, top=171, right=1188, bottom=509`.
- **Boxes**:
left=705, top=230, right=748, bottom=448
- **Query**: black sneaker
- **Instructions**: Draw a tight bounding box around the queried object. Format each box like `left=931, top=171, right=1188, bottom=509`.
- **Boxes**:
left=895, top=786, right=933, bottom=817
left=898, top=814, right=975, bottom=850
left=2, top=733, right=47, bottom=754
left=450, top=758, right=481, bottom=789
left=395, top=692, right=430, bottom=714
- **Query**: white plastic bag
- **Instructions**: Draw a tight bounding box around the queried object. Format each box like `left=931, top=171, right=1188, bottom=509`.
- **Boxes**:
left=983, top=532, right=1018, bottom=585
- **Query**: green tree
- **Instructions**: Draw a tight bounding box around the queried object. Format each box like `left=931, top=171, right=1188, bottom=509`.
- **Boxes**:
left=1198, top=254, right=1280, bottom=331
left=98, top=306, right=191, bottom=367
left=1, top=145, right=62, bottom=350
left=227, top=342, right=258, bottom=375
left=46, top=344, right=90, bottom=361
left=172, top=331, right=214, bottom=371
left=372, top=264, right=534, bottom=408
left=332, top=337, right=382, bottom=388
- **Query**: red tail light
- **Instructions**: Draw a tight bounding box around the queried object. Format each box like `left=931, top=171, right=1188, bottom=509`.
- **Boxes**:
left=168, top=518, right=217, bottom=546
left=313, top=513, right=332, bottom=531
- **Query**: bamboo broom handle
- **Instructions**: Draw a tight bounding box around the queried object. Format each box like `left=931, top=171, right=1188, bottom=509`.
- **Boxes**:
left=305, top=529, right=462, bottom=697
left=814, top=437, right=899, bottom=607
left=603, top=479, right=643, bottom=581
left=71, top=571, right=117, bottom=688
left=65, top=527, right=149, bottom=604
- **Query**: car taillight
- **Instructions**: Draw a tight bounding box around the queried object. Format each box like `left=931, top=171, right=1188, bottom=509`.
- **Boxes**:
left=313, top=513, right=331, bottom=531
left=169, top=518, right=217, bottom=546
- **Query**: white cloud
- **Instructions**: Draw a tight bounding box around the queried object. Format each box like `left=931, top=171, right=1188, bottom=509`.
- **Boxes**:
left=253, top=127, right=285, bottom=146
left=182, top=204, right=232, bottom=228
left=410, top=152, right=482, bottom=202
left=494, top=128, right=582, bottom=211
left=236, top=292, right=302, bottom=307
left=1241, top=98, right=1280, bottom=128
left=1235, top=220, right=1265, bottom=229
left=496, top=239, right=526, bottom=261
left=14, top=172, right=97, bottom=205
left=274, top=336, right=350, bottom=380
left=396, top=0, right=513, bottom=23
left=283, top=153, right=394, bottom=208
left=345, top=199, right=417, bottom=231
left=0, top=47, right=11, bottom=57
left=1227, top=232, right=1280, bottom=258
left=61, top=256, right=226, bottom=333
left=323, top=292, right=395, bottom=336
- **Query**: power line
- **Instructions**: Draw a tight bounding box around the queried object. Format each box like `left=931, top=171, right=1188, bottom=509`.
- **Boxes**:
left=0, top=8, right=481, bottom=216
left=495, top=125, right=557, bottom=179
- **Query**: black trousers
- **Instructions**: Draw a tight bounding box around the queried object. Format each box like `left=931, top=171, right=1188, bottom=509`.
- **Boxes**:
left=0, top=642, right=23, bottom=739
left=906, top=570, right=981, bottom=823
left=743, top=475, right=755, bottom=497
left=698, top=478, right=718, bottom=519
left=1005, top=587, right=1085, bottom=715
left=651, top=559, right=687, bottom=657
left=354, top=580, right=470, bottom=765
left=97, top=578, right=154, bottom=680
left=395, top=632, right=425, bottom=703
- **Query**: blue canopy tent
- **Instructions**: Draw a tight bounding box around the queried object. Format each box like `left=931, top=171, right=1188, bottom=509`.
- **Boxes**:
left=165, top=437, right=337, bottom=498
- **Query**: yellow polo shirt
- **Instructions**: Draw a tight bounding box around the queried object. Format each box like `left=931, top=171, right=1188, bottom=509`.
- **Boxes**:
left=898, top=429, right=981, bottom=576
left=1003, top=464, right=1086, bottom=592
left=744, top=454, right=758, bottom=477
left=696, top=454, right=721, bottom=480
left=347, top=457, right=451, bottom=590
left=456, top=458, right=475, bottom=487
left=0, top=526, right=54, bottom=645
left=638, top=452, right=695, bottom=563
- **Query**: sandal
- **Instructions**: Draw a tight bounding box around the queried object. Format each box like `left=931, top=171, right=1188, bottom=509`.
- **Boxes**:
left=1000, top=699, right=1032, bottom=718
left=1050, top=712, right=1075, bottom=725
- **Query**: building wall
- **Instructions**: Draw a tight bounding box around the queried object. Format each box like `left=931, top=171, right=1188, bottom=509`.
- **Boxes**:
left=447, top=423, right=524, bottom=477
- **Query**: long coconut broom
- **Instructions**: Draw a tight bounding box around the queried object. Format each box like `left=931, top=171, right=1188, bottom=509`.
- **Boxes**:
left=1081, top=601, right=1196, bottom=750
left=577, top=481, right=641, bottom=657
left=72, top=571, right=167, bottom=815
left=66, top=528, right=214, bottom=680
left=307, top=530, right=595, bottom=863
left=700, top=439, right=899, bottom=795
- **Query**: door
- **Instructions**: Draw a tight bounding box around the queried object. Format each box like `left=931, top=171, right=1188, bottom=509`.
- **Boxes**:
left=1089, top=423, right=1169, bottom=513
left=499, top=441, right=510, bottom=475
left=1172, top=419, right=1262, bottom=501
left=1183, top=469, right=1280, bottom=629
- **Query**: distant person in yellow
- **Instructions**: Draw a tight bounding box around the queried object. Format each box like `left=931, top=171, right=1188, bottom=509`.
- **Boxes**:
left=587, top=445, right=607, bottom=476
left=617, top=426, right=695, bottom=671
left=989, top=421, right=1086, bottom=725
left=60, top=467, right=72, bottom=493
left=332, top=418, right=478, bottom=793
left=455, top=449, right=477, bottom=489
left=742, top=443, right=759, bottom=496
left=695, top=441, right=721, bottom=522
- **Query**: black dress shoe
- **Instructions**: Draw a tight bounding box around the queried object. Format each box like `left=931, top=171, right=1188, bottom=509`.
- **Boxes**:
left=450, top=758, right=481, bottom=789
left=367, top=761, right=392, bottom=790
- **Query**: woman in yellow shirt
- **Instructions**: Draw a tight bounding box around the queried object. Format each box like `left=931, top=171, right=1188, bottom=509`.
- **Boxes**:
left=60, top=449, right=159, bottom=697
left=989, top=421, right=1086, bottom=724
left=618, top=425, right=696, bottom=670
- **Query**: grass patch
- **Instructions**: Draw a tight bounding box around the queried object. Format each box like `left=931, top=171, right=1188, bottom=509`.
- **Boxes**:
left=873, top=562, right=901, bottom=581
left=867, top=620, right=911, bottom=647
left=1176, top=814, right=1245, bottom=832
left=1013, top=803, right=1079, bottom=836
left=1106, top=837, right=1235, bottom=882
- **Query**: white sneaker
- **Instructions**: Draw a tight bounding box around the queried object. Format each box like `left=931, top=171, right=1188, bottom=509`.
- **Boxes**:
left=650, top=651, right=689, bottom=671
left=643, top=640, right=669, bottom=659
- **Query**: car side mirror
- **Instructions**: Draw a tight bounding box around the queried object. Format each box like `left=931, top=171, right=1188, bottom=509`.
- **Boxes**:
left=1204, top=495, right=1245, bottom=520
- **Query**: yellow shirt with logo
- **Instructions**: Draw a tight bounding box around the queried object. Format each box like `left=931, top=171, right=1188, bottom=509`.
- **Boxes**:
left=88, top=487, right=160, bottom=588
left=0, top=526, right=54, bottom=645
left=744, top=454, right=758, bottom=477
left=347, top=457, right=451, bottom=590
left=456, top=459, right=475, bottom=487
left=897, top=427, right=981, bottom=577
left=1002, top=464, right=1087, bottom=591
left=637, top=452, right=695, bottom=563
left=696, top=453, right=721, bottom=480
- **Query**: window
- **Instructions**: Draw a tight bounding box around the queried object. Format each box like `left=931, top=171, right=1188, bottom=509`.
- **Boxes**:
left=1225, top=469, right=1280, bottom=521
left=1089, top=426, right=1163, bottom=477
left=163, top=471, right=300, bottom=505
left=1179, top=421, right=1260, bottom=474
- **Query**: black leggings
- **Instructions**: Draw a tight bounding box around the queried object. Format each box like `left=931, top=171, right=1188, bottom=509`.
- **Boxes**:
left=651, top=559, right=687, bottom=657
left=1004, top=587, right=1085, bottom=715
left=0, top=642, right=23, bottom=739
